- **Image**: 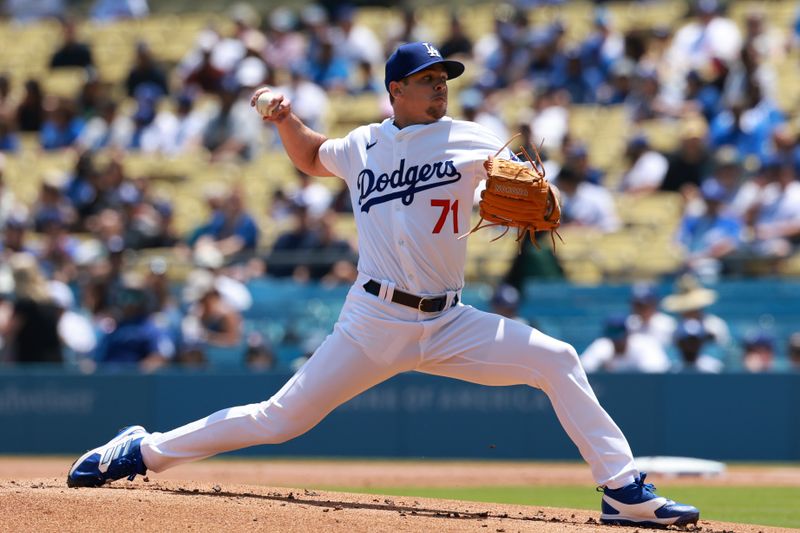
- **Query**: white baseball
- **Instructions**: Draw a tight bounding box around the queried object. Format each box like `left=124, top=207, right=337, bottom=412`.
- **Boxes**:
left=255, top=90, right=280, bottom=118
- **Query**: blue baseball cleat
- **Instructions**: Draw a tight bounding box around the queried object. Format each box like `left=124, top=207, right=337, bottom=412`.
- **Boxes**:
left=600, top=472, right=699, bottom=528
left=67, top=425, right=149, bottom=488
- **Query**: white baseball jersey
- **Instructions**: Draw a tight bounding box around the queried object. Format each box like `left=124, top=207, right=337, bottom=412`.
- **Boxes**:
left=319, top=116, right=513, bottom=295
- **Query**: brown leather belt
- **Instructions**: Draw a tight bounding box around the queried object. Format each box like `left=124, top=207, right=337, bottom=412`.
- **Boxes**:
left=362, top=280, right=458, bottom=313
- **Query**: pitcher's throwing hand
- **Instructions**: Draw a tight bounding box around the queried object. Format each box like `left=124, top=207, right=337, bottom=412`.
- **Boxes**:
left=250, top=87, right=289, bottom=122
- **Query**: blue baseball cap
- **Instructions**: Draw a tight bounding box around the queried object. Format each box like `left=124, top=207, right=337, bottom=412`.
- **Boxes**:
left=384, top=42, right=465, bottom=92
left=603, top=315, right=628, bottom=341
left=631, top=282, right=658, bottom=304
left=700, top=179, right=727, bottom=202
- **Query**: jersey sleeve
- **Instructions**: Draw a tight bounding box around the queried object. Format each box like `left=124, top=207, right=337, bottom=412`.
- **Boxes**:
left=454, top=121, right=516, bottom=186
left=318, top=125, right=370, bottom=182
left=318, top=137, right=350, bottom=180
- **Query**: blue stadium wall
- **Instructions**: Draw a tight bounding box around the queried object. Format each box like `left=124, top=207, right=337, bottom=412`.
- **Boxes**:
left=2, top=370, right=799, bottom=460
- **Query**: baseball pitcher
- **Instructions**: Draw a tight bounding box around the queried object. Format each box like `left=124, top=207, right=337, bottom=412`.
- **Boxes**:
left=68, top=42, right=698, bottom=528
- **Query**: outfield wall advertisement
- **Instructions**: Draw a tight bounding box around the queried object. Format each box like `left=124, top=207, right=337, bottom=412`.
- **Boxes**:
left=1, top=371, right=797, bottom=460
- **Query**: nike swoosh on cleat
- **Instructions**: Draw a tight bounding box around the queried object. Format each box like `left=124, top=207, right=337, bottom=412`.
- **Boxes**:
left=366, top=140, right=377, bottom=150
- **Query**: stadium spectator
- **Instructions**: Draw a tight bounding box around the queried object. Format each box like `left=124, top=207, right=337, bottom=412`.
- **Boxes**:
left=0, top=114, right=19, bottom=152
left=276, top=66, right=330, bottom=135
left=79, top=156, right=128, bottom=221
left=525, top=29, right=559, bottom=89
left=235, top=41, right=269, bottom=93
left=459, top=88, right=508, bottom=141
left=746, top=158, right=800, bottom=265
left=666, top=0, right=742, bottom=85
left=439, top=11, right=474, bottom=59
left=180, top=268, right=243, bottom=361
left=676, top=179, right=743, bottom=282
left=742, top=8, right=785, bottom=64
left=95, top=272, right=174, bottom=371
left=788, top=332, right=800, bottom=371
left=306, top=211, right=357, bottom=284
left=703, top=145, right=743, bottom=208
left=579, top=8, right=623, bottom=93
left=723, top=38, right=778, bottom=109
left=49, top=18, right=94, bottom=69
left=710, top=80, right=785, bottom=160
left=671, top=318, right=723, bottom=373
left=263, top=7, right=306, bottom=71
left=489, top=283, right=528, bottom=325
left=597, top=58, right=634, bottom=105
left=349, top=59, right=382, bottom=95
left=528, top=85, right=569, bottom=153
left=383, top=6, right=434, bottom=59
left=741, top=330, right=775, bottom=373
left=287, top=168, right=332, bottom=221
left=36, top=208, right=80, bottom=281
left=0, top=252, right=63, bottom=364
left=191, top=242, right=252, bottom=312
left=15, top=79, right=45, bottom=133
left=769, top=125, right=800, bottom=175
left=661, top=274, right=732, bottom=359
left=206, top=4, right=259, bottom=76
left=562, top=141, right=604, bottom=185
left=580, top=315, right=670, bottom=373
left=265, top=200, right=317, bottom=279
left=618, top=134, right=668, bottom=194
left=115, top=177, right=177, bottom=250
left=202, top=78, right=263, bottom=161
left=332, top=4, right=383, bottom=69
left=76, top=99, right=132, bottom=152
left=553, top=163, right=620, bottom=233
left=627, top=67, right=673, bottom=122
left=76, top=68, right=107, bottom=120
left=32, top=170, right=77, bottom=232
left=728, top=152, right=775, bottom=221
left=0, top=213, right=32, bottom=258
left=0, top=154, right=16, bottom=227
left=0, top=74, right=12, bottom=122
left=47, top=278, right=96, bottom=362
left=40, top=98, right=84, bottom=150
left=189, top=186, right=259, bottom=262
left=682, top=69, right=723, bottom=122
left=167, top=90, right=209, bottom=155
left=183, top=38, right=227, bottom=94
left=125, top=41, right=169, bottom=99
left=298, top=3, right=330, bottom=64
left=244, top=331, right=276, bottom=371
left=660, top=114, right=712, bottom=194
left=144, top=256, right=183, bottom=353
left=80, top=236, right=128, bottom=319
left=550, top=47, right=595, bottom=105
left=126, top=86, right=162, bottom=151
left=625, top=283, right=676, bottom=349
left=63, top=152, right=100, bottom=227
left=304, top=32, right=351, bottom=94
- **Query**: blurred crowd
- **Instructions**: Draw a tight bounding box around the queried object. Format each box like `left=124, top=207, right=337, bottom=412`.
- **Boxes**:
left=489, top=275, right=800, bottom=374
left=0, top=0, right=799, bottom=370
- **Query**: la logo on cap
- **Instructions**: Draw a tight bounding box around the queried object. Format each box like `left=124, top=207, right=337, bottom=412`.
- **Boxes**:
left=422, top=42, right=441, bottom=58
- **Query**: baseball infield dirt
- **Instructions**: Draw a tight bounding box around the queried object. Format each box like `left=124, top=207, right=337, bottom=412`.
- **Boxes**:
left=1, top=459, right=797, bottom=532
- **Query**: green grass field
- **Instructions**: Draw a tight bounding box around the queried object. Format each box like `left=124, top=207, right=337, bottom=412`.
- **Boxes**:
left=324, top=485, right=800, bottom=529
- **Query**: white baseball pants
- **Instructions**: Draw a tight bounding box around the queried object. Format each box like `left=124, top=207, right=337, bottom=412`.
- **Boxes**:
left=141, top=275, right=638, bottom=488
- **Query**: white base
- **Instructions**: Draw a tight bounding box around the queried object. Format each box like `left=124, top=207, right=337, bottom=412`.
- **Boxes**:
left=634, top=456, right=726, bottom=477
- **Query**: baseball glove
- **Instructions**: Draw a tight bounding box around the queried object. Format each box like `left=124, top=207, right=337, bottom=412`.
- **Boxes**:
left=462, top=140, right=561, bottom=249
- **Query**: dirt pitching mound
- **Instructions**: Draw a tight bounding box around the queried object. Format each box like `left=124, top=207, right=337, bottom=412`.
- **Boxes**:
left=2, top=477, right=793, bottom=533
